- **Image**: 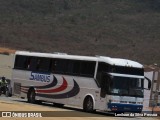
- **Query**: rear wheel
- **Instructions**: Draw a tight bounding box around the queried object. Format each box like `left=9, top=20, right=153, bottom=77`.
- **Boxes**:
left=83, top=96, right=94, bottom=112
left=28, top=89, right=36, bottom=104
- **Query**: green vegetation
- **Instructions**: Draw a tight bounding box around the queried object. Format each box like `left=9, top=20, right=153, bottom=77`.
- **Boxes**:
left=0, top=0, right=160, bottom=64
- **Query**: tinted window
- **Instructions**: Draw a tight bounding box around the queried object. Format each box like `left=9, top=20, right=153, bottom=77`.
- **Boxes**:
left=51, top=59, right=96, bottom=77
left=14, top=55, right=28, bottom=69
left=97, top=62, right=144, bottom=76
left=80, top=61, right=96, bottom=77
left=29, top=57, right=51, bottom=72
left=36, top=58, right=51, bottom=72
left=66, top=60, right=74, bottom=74
left=29, top=57, right=37, bottom=71
left=51, top=59, right=68, bottom=74
left=97, top=62, right=109, bottom=74
left=72, top=60, right=81, bottom=75
left=111, top=66, right=144, bottom=76
left=65, top=60, right=81, bottom=75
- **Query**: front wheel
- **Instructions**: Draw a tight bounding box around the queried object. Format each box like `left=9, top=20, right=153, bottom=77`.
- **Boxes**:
left=83, top=97, right=94, bottom=112
left=28, top=89, right=36, bottom=104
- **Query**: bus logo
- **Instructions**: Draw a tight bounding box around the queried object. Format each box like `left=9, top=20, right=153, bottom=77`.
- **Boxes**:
left=30, top=72, right=50, bottom=83
left=21, top=75, right=80, bottom=99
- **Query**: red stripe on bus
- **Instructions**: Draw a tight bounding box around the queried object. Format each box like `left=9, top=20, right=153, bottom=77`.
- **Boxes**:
left=21, top=87, right=28, bottom=90
left=21, top=89, right=28, bottom=93
left=36, top=77, right=68, bottom=93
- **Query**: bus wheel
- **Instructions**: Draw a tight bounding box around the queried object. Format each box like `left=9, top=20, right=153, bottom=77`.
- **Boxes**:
left=28, top=89, right=36, bottom=104
left=83, top=96, right=94, bottom=112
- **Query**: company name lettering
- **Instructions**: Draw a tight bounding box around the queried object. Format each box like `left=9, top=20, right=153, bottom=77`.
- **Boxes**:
left=30, top=72, right=50, bottom=82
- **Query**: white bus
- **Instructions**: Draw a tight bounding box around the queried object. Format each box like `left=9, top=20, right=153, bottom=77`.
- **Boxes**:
left=11, top=51, right=151, bottom=113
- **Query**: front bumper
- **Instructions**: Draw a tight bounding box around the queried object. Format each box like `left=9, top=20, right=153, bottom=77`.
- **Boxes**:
left=108, top=103, right=143, bottom=113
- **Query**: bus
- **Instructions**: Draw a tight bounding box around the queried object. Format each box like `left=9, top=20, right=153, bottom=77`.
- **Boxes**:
left=11, top=51, right=151, bottom=113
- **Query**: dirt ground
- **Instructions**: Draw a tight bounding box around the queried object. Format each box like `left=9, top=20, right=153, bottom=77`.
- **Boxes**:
left=0, top=97, right=159, bottom=120
left=0, top=97, right=115, bottom=120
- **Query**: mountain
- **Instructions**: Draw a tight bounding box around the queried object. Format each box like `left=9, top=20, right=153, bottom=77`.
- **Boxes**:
left=0, top=0, right=160, bottom=65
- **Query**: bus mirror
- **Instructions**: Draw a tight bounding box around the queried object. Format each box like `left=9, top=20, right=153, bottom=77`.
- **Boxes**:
left=145, top=77, right=151, bottom=90
left=148, top=80, right=151, bottom=90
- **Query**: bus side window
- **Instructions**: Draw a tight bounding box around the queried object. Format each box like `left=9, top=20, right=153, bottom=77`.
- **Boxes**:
left=80, top=61, right=96, bottom=77
left=14, top=55, right=28, bottom=70
left=72, top=60, right=81, bottom=75
left=26, top=57, right=31, bottom=69
left=51, top=59, right=57, bottom=73
left=66, top=60, right=74, bottom=74
left=36, top=58, right=51, bottom=72
left=29, top=57, right=37, bottom=71
left=51, top=59, right=68, bottom=74
left=36, top=59, right=41, bottom=70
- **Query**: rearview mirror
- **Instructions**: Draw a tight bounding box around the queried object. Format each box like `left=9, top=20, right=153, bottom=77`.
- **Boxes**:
left=148, top=80, right=151, bottom=90
left=145, top=77, right=152, bottom=90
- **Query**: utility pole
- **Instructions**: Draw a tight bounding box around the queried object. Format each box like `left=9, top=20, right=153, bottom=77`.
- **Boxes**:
left=151, top=64, right=160, bottom=114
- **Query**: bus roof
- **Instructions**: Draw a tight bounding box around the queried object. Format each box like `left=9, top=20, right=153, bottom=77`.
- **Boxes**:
left=98, top=56, right=143, bottom=68
left=15, top=51, right=143, bottom=68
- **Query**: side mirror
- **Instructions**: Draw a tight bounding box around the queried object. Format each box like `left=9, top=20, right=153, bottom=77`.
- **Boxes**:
left=148, top=80, right=151, bottom=90
left=145, top=77, right=152, bottom=90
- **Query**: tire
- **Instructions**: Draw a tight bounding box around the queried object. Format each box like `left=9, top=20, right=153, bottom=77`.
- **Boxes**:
left=83, top=96, right=94, bottom=112
left=28, top=89, right=36, bottom=104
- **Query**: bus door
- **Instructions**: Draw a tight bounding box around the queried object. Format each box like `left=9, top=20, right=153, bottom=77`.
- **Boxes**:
left=97, top=72, right=111, bottom=98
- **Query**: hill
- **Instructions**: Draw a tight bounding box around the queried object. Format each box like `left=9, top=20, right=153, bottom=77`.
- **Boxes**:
left=0, top=0, right=160, bottom=65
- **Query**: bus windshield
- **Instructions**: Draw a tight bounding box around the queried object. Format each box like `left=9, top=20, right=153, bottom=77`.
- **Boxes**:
left=109, top=76, right=144, bottom=98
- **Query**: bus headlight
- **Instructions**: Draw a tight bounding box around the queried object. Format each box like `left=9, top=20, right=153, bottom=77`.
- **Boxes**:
left=137, top=102, right=143, bottom=104
left=137, top=107, right=142, bottom=109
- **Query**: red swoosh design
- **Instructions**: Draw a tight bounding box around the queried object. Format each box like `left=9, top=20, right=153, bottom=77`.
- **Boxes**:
left=36, top=77, right=67, bottom=93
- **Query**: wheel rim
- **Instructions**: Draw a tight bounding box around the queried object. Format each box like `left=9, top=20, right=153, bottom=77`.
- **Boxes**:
left=86, top=97, right=93, bottom=111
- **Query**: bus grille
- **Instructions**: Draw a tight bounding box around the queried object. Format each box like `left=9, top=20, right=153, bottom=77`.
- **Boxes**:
left=120, top=101, right=127, bottom=103
left=129, top=101, right=136, bottom=104
left=120, top=101, right=136, bottom=104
